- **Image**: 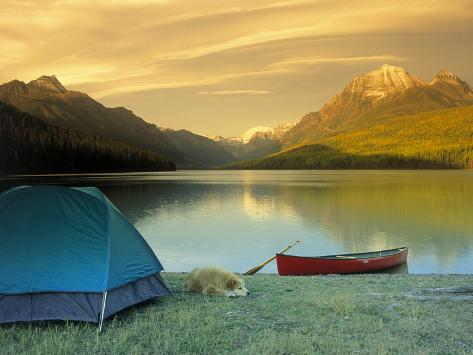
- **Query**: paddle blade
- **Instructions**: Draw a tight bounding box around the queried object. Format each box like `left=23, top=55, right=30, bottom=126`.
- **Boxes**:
left=244, top=265, right=264, bottom=275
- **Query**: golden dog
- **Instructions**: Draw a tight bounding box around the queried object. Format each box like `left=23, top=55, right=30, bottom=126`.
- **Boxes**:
left=184, top=267, right=249, bottom=297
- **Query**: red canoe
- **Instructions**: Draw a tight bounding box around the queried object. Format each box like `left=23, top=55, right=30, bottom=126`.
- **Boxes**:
left=276, top=247, right=408, bottom=275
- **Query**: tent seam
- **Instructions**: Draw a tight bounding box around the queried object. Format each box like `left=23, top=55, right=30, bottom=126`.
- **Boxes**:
left=103, top=195, right=112, bottom=292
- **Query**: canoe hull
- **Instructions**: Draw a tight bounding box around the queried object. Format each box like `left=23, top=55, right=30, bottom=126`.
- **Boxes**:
left=276, top=248, right=408, bottom=276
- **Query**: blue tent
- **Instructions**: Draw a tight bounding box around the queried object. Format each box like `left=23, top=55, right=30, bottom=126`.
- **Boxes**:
left=0, top=185, right=170, bottom=328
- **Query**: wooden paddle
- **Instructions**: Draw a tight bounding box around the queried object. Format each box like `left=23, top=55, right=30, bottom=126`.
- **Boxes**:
left=244, top=240, right=301, bottom=275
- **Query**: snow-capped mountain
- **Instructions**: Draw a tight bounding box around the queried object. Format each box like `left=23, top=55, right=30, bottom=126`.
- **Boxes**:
left=209, top=122, right=296, bottom=160
left=281, top=64, right=473, bottom=148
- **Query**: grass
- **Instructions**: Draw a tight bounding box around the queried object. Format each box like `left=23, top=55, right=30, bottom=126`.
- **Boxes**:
left=1, top=274, right=472, bottom=354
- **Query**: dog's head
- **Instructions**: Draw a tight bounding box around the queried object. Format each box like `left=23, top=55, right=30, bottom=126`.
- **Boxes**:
left=225, top=277, right=250, bottom=297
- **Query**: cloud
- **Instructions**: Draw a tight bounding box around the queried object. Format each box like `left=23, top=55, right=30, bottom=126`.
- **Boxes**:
left=152, top=25, right=328, bottom=62
left=197, top=90, right=272, bottom=96
left=89, top=68, right=288, bottom=98
left=2, top=0, right=471, bottom=86
left=1, top=0, right=472, bottom=135
left=268, top=55, right=409, bottom=69
left=88, top=55, right=404, bottom=98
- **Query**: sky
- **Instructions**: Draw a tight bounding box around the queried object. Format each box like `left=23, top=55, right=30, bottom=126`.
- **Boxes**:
left=1, top=0, right=473, bottom=137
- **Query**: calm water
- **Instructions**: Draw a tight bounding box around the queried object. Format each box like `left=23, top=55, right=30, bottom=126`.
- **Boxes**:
left=1, top=170, right=472, bottom=274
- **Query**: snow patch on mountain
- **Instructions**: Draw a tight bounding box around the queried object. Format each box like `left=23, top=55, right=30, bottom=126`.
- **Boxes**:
left=28, top=75, right=67, bottom=93
left=346, top=64, right=426, bottom=100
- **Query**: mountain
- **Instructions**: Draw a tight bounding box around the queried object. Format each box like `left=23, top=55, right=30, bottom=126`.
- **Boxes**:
left=226, top=65, right=473, bottom=169
left=28, top=75, right=67, bottom=93
left=359, top=69, right=473, bottom=125
left=280, top=65, right=473, bottom=148
left=239, top=126, right=273, bottom=143
left=226, top=105, right=473, bottom=169
left=249, top=122, right=297, bottom=141
left=0, top=76, right=185, bottom=164
left=430, top=69, right=472, bottom=96
left=5, top=66, right=471, bottom=171
left=322, top=64, right=426, bottom=125
left=209, top=126, right=273, bottom=145
left=212, top=122, right=296, bottom=160
left=0, top=75, right=242, bottom=169
left=161, top=129, right=236, bottom=168
left=0, top=101, right=175, bottom=174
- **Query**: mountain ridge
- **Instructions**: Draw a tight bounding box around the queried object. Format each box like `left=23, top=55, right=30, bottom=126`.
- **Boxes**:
left=0, top=75, right=182, bottom=161
left=280, top=65, right=473, bottom=149
left=3, top=65, right=472, bottom=171
left=210, top=122, right=296, bottom=160
left=0, top=75, right=235, bottom=169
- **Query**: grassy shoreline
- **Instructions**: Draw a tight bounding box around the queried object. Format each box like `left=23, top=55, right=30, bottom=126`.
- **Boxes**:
left=1, top=274, right=472, bottom=354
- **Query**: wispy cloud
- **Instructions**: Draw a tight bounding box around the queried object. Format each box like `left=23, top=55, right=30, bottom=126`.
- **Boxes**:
left=268, top=55, right=408, bottom=69
left=197, top=90, right=272, bottom=96
left=89, top=55, right=406, bottom=98
left=1, top=0, right=472, bottom=135
left=152, top=25, right=327, bottom=62
left=89, top=68, right=288, bottom=98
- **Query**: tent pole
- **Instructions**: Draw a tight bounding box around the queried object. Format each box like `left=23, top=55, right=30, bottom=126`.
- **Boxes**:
left=98, top=291, right=108, bottom=333
left=160, top=271, right=177, bottom=298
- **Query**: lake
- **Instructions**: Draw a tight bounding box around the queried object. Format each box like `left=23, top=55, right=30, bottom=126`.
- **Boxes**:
left=1, top=170, right=472, bottom=274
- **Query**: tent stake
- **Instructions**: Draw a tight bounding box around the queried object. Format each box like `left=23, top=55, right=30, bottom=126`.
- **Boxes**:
left=98, top=291, right=108, bottom=333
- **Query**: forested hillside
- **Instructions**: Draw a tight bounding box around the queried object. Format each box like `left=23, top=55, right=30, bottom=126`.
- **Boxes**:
left=0, top=102, right=176, bottom=174
left=0, top=76, right=240, bottom=169
left=0, top=76, right=185, bottom=163
left=226, top=106, right=473, bottom=169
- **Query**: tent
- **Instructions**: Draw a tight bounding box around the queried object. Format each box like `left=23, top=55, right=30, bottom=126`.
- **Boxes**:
left=0, top=185, right=170, bottom=329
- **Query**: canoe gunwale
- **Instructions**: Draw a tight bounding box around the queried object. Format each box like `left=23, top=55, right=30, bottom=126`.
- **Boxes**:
left=276, top=247, right=408, bottom=261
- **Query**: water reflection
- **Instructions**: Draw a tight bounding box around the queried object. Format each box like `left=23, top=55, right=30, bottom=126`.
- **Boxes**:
left=1, top=171, right=472, bottom=273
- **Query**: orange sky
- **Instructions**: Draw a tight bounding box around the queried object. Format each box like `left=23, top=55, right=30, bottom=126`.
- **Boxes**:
left=1, top=0, right=472, bottom=136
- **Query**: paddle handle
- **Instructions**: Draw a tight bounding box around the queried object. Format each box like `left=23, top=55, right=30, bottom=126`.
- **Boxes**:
left=244, top=240, right=301, bottom=275
left=259, top=240, right=301, bottom=267
left=279, top=240, right=301, bottom=255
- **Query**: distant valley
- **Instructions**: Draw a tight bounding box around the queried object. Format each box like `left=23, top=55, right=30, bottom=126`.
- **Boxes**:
left=209, top=122, right=296, bottom=161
